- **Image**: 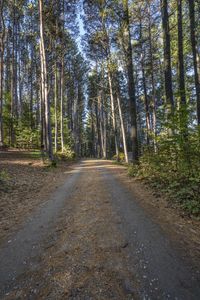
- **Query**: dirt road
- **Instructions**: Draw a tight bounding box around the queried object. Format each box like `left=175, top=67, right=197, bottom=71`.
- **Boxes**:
left=0, top=160, right=200, bottom=299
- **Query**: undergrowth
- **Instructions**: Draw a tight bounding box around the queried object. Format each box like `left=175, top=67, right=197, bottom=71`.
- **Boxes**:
left=128, top=130, right=200, bottom=217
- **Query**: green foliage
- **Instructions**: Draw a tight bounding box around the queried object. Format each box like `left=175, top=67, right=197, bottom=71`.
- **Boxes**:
left=113, top=152, right=125, bottom=162
left=15, top=127, right=40, bottom=149
left=128, top=125, right=200, bottom=217
left=56, top=145, right=76, bottom=161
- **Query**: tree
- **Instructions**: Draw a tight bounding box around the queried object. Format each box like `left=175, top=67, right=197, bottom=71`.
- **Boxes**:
left=161, top=0, right=174, bottom=112
left=39, top=0, right=53, bottom=160
left=0, top=0, right=5, bottom=146
left=122, top=0, right=139, bottom=162
left=177, top=0, right=186, bottom=106
left=188, top=0, right=200, bottom=125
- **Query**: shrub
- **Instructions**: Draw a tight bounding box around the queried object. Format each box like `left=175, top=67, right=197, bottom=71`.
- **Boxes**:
left=56, top=146, right=76, bottom=161
left=127, top=134, right=200, bottom=217
left=112, top=152, right=125, bottom=162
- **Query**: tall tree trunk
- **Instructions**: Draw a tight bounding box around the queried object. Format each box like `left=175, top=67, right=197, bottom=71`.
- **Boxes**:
left=95, top=102, right=101, bottom=158
left=116, top=93, right=128, bottom=163
left=98, top=94, right=104, bottom=157
left=188, top=0, right=200, bottom=124
left=54, top=64, right=58, bottom=152
left=0, top=0, right=5, bottom=147
left=30, top=43, right=34, bottom=129
left=141, top=54, right=150, bottom=146
left=177, top=0, right=189, bottom=161
left=139, top=19, right=150, bottom=146
left=122, top=0, right=138, bottom=162
left=98, top=92, right=107, bottom=158
left=177, top=0, right=186, bottom=106
left=148, top=1, right=157, bottom=151
left=161, top=0, right=174, bottom=111
left=60, top=56, right=64, bottom=152
left=107, top=67, right=119, bottom=159
left=103, top=107, right=107, bottom=159
left=10, top=4, right=17, bottom=145
left=39, top=0, right=53, bottom=161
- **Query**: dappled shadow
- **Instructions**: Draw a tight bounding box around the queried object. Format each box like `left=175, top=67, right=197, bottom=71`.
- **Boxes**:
left=64, top=160, right=125, bottom=175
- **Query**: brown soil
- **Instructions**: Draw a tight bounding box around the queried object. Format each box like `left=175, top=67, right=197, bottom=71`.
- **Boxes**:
left=0, top=150, right=73, bottom=243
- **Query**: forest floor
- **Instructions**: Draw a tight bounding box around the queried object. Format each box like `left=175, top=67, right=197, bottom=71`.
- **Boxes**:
left=0, top=156, right=200, bottom=299
left=0, top=150, right=72, bottom=242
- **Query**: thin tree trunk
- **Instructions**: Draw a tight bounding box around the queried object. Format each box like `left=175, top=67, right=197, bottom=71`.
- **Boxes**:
left=39, top=0, right=53, bottom=161
left=177, top=0, right=189, bottom=161
left=103, top=107, right=107, bottom=159
left=60, top=56, right=64, bottom=152
left=116, top=93, right=128, bottom=163
left=54, top=64, right=58, bottom=152
left=161, top=0, right=174, bottom=111
left=0, top=0, right=5, bottom=147
left=99, top=94, right=104, bottom=157
left=148, top=1, right=157, bottom=151
left=122, top=0, right=138, bottom=162
left=10, top=4, right=17, bottom=145
left=141, top=56, right=150, bottom=146
left=30, top=43, right=34, bottom=129
left=188, top=0, right=200, bottom=124
left=107, top=67, right=119, bottom=159
left=177, top=0, right=186, bottom=106
left=95, top=102, right=101, bottom=158
left=139, top=17, right=151, bottom=146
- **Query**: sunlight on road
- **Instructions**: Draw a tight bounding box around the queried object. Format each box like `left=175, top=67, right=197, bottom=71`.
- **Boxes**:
left=64, top=160, right=125, bottom=174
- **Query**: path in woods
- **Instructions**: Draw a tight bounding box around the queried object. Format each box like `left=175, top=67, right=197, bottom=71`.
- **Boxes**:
left=0, top=160, right=200, bottom=299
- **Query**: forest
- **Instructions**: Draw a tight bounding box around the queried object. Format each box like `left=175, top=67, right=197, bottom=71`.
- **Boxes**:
left=1, top=1, right=200, bottom=298
left=0, top=0, right=200, bottom=215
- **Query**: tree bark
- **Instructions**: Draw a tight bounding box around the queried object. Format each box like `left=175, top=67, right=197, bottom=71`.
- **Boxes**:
left=177, top=0, right=186, bottom=106
left=161, top=0, right=174, bottom=111
left=116, top=93, right=128, bottom=163
left=122, top=0, right=138, bottom=162
left=107, top=67, right=119, bottom=159
left=39, top=0, right=53, bottom=161
left=54, top=64, right=58, bottom=153
left=188, top=0, right=200, bottom=124
left=60, top=56, right=64, bottom=152
left=147, top=1, right=157, bottom=151
left=139, top=19, right=150, bottom=146
left=0, top=0, right=5, bottom=147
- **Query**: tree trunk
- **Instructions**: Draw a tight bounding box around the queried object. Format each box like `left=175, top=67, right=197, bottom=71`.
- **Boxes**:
left=95, top=101, right=101, bottom=158
left=188, top=0, right=200, bottom=124
left=116, top=93, right=128, bottom=163
left=107, top=67, right=119, bottom=159
left=54, top=64, right=58, bottom=153
left=60, top=56, right=64, bottom=152
left=39, top=0, right=53, bottom=161
left=30, top=43, right=34, bottom=129
left=177, top=0, right=186, bottom=106
left=98, top=92, right=107, bottom=159
left=161, top=0, right=174, bottom=111
left=10, top=4, right=17, bottom=146
left=139, top=19, right=150, bottom=146
left=148, top=1, right=157, bottom=151
left=122, top=0, right=138, bottom=162
left=141, top=55, right=150, bottom=146
left=0, top=0, right=5, bottom=147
